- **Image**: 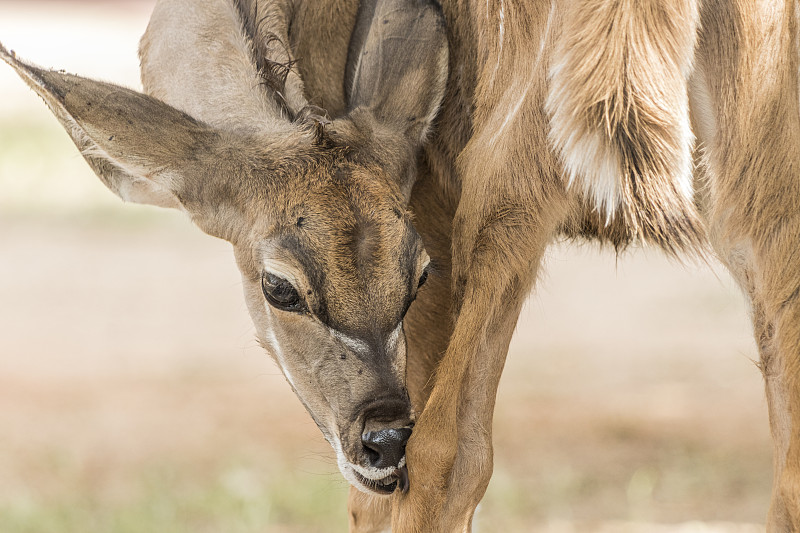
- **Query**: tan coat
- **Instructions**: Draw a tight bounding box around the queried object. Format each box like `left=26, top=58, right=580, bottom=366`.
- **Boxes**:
left=3, top=0, right=800, bottom=530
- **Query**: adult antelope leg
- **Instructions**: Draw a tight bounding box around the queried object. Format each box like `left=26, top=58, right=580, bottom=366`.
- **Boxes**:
left=347, top=162, right=457, bottom=532
left=706, top=232, right=800, bottom=531
left=393, top=86, right=569, bottom=533
left=394, top=174, right=567, bottom=531
left=693, top=0, right=800, bottom=529
left=388, top=2, right=567, bottom=528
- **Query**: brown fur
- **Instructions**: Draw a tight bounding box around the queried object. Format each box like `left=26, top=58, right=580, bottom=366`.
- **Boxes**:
left=690, top=1, right=800, bottom=529
left=1, top=0, right=448, bottom=498
left=3, top=0, right=800, bottom=531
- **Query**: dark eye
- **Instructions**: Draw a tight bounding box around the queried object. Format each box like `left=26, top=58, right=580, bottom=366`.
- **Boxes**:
left=262, top=272, right=305, bottom=312
left=417, top=268, right=429, bottom=289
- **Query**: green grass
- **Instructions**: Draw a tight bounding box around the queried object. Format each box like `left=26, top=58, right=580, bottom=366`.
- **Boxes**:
left=0, top=461, right=349, bottom=533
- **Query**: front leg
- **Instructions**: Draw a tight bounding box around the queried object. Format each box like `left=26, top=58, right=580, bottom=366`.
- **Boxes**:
left=396, top=208, right=564, bottom=530
left=387, top=2, right=567, bottom=526
left=393, top=117, right=570, bottom=532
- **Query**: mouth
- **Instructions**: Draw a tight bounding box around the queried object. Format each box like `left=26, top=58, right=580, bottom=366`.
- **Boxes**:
left=353, top=465, right=409, bottom=495
left=332, top=437, right=411, bottom=496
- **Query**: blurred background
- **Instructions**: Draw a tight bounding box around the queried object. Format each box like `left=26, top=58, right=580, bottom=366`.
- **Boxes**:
left=0, top=1, right=771, bottom=532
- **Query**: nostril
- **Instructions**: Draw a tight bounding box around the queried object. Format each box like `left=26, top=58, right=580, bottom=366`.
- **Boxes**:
left=363, top=443, right=380, bottom=465
left=361, top=427, right=413, bottom=469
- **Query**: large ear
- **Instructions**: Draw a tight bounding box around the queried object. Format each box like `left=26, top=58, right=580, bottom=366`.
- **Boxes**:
left=0, top=41, right=216, bottom=211
left=343, top=0, right=448, bottom=184
left=140, top=0, right=309, bottom=131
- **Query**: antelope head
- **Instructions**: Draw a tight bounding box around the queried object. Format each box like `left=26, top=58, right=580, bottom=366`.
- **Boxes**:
left=0, top=0, right=447, bottom=495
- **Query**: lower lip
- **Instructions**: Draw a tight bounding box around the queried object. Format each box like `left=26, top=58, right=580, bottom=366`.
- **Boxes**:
left=354, top=471, right=398, bottom=494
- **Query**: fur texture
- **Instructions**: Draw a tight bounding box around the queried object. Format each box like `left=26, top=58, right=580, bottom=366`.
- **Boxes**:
left=2, top=0, right=449, bottom=503
left=5, top=0, right=800, bottom=531
left=548, top=0, right=704, bottom=256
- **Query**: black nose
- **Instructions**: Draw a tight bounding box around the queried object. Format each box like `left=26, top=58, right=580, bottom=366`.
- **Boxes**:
left=361, top=427, right=412, bottom=469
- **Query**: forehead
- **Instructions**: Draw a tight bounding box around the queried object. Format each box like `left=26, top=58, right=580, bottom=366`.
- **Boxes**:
left=259, top=164, right=423, bottom=337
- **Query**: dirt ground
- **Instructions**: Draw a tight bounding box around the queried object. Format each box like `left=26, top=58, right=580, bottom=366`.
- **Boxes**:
left=0, top=1, right=774, bottom=532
